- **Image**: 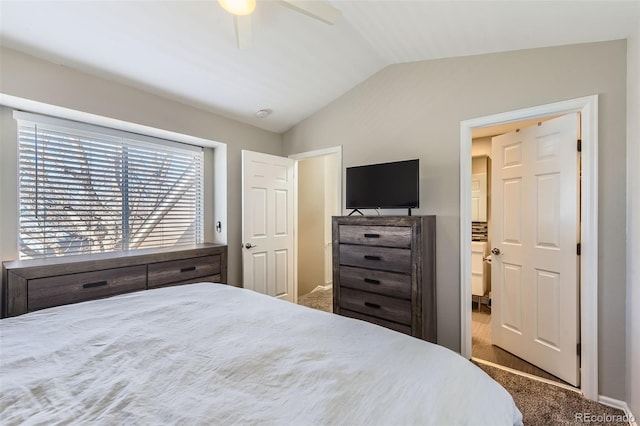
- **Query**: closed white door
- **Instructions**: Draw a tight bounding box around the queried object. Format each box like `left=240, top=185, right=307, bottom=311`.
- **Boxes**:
left=491, top=114, right=580, bottom=386
left=242, top=150, right=295, bottom=302
left=471, top=172, right=487, bottom=222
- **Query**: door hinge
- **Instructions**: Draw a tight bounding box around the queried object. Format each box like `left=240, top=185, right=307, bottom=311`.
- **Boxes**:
left=577, top=243, right=581, bottom=256
left=577, top=139, right=582, bottom=152
left=577, top=342, right=581, bottom=356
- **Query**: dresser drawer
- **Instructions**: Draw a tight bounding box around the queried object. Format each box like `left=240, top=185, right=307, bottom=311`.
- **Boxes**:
left=339, top=245, right=411, bottom=274
left=332, top=215, right=436, bottom=343
left=339, top=287, right=411, bottom=325
left=340, top=308, right=412, bottom=335
left=28, top=265, right=147, bottom=311
left=148, top=255, right=221, bottom=288
left=339, top=266, right=411, bottom=299
left=339, top=225, right=411, bottom=248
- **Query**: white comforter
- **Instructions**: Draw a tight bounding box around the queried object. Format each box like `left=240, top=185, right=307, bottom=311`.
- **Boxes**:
left=0, top=283, right=522, bottom=425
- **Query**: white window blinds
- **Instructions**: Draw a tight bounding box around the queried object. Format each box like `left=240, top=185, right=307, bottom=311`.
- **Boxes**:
left=15, top=112, right=204, bottom=259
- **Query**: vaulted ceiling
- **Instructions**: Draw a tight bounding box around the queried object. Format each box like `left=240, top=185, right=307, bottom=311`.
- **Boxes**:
left=1, top=1, right=638, bottom=133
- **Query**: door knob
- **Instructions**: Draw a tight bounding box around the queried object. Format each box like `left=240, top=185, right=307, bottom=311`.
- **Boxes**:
left=491, top=248, right=501, bottom=255
left=245, top=243, right=257, bottom=249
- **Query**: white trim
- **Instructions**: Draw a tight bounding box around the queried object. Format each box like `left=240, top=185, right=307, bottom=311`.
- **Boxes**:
left=479, top=356, right=636, bottom=426
left=597, top=396, right=638, bottom=426
left=311, top=283, right=333, bottom=292
left=289, top=145, right=343, bottom=218
left=2, top=93, right=228, bottom=250
left=460, top=95, right=599, bottom=401
left=472, top=357, right=582, bottom=394
left=293, top=160, right=299, bottom=304
left=2, top=94, right=224, bottom=149
left=289, top=146, right=342, bottom=161
left=14, top=110, right=203, bottom=153
left=289, top=146, right=343, bottom=302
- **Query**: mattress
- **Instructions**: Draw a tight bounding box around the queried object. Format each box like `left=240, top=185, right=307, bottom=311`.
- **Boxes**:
left=0, top=283, right=522, bottom=425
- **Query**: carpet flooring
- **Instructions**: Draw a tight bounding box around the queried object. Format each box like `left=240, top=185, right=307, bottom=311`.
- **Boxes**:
left=477, top=362, right=629, bottom=425
left=297, top=287, right=333, bottom=312
left=297, top=288, right=630, bottom=425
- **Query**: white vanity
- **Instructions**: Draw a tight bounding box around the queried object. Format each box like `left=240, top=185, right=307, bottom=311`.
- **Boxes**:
left=471, top=241, right=489, bottom=298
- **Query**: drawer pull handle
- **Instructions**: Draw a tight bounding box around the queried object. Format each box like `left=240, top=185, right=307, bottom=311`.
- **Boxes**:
left=181, top=266, right=197, bottom=273
left=364, top=255, right=381, bottom=261
left=364, top=302, right=381, bottom=309
left=364, top=233, right=380, bottom=238
left=83, top=281, right=107, bottom=289
left=364, top=278, right=380, bottom=285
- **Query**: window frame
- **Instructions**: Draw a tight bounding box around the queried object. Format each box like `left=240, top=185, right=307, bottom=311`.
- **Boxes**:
left=14, top=110, right=205, bottom=259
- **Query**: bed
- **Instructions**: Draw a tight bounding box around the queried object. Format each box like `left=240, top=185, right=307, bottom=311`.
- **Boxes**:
left=0, top=283, right=523, bottom=425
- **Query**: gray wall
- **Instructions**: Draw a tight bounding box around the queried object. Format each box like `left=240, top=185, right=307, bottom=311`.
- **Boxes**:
left=0, top=47, right=282, bottom=287
left=0, top=38, right=634, bottom=405
left=626, top=18, right=640, bottom=419
left=283, top=41, right=628, bottom=400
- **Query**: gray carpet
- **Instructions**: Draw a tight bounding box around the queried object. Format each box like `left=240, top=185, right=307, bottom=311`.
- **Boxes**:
left=298, top=288, right=630, bottom=425
left=298, top=288, right=333, bottom=312
left=477, top=362, right=628, bottom=425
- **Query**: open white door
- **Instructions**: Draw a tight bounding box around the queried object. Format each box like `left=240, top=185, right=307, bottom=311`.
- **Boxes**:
left=491, top=114, right=580, bottom=386
left=242, top=150, right=295, bottom=302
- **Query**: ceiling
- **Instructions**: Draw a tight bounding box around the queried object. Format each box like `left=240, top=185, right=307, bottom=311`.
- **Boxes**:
left=1, top=1, right=638, bottom=134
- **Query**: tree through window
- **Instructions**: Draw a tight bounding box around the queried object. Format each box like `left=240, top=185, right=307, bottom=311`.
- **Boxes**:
left=16, top=112, right=203, bottom=259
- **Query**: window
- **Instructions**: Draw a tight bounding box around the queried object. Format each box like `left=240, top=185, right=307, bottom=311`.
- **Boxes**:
left=15, top=112, right=204, bottom=259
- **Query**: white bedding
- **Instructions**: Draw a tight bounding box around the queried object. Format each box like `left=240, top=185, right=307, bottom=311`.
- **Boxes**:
left=0, top=283, right=522, bottom=425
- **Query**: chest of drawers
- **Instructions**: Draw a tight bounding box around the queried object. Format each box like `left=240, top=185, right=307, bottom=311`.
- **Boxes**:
left=332, top=216, right=436, bottom=342
left=2, top=244, right=227, bottom=317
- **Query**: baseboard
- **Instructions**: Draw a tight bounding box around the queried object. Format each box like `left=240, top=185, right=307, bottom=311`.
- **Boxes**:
left=474, top=356, right=637, bottom=425
left=310, top=284, right=332, bottom=293
left=472, top=357, right=581, bottom=394
left=317, top=284, right=333, bottom=291
left=597, top=396, right=637, bottom=425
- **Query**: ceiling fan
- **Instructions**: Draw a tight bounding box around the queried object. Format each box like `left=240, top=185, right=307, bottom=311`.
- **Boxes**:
left=218, top=0, right=342, bottom=49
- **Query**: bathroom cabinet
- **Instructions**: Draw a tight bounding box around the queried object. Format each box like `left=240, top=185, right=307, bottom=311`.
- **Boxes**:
left=471, top=241, right=489, bottom=297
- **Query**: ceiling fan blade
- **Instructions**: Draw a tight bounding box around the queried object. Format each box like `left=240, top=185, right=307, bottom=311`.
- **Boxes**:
left=279, top=0, right=341, bottom=25
left=234, top=15, right=252, bottom=49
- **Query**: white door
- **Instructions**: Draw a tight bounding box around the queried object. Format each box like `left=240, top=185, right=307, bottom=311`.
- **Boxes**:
left=242, top=150, right=296, bottom=302
left=491, top=114, right=580, bottom=386
left=471, top=172, right=488, bottom=222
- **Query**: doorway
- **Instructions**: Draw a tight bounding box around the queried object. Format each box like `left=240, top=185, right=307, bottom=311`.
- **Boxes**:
left=240, top=146, right=342, bottom=306
left=459, top=95, right=599, bottom=401
left=289, top=147, right=342, bottom=311
left=469, top=114, right=577, bottom=387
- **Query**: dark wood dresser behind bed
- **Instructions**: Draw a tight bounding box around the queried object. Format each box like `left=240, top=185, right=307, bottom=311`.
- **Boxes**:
left=332, top=216, right=436, bottom=343
left=2, top=243, right=227, bottom=318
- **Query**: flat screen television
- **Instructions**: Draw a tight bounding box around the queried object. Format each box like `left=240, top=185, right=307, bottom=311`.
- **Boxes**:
left=346, top=159, right=419, bottom=214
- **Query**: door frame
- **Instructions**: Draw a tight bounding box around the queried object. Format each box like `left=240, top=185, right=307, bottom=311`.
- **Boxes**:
left=289, top=146, right=343, bottom=296
left=459, top=95, right=598, bottom=400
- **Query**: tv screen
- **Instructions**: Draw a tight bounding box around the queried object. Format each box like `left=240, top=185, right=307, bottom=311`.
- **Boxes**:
left=346, top=159, right=419, bottom=210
